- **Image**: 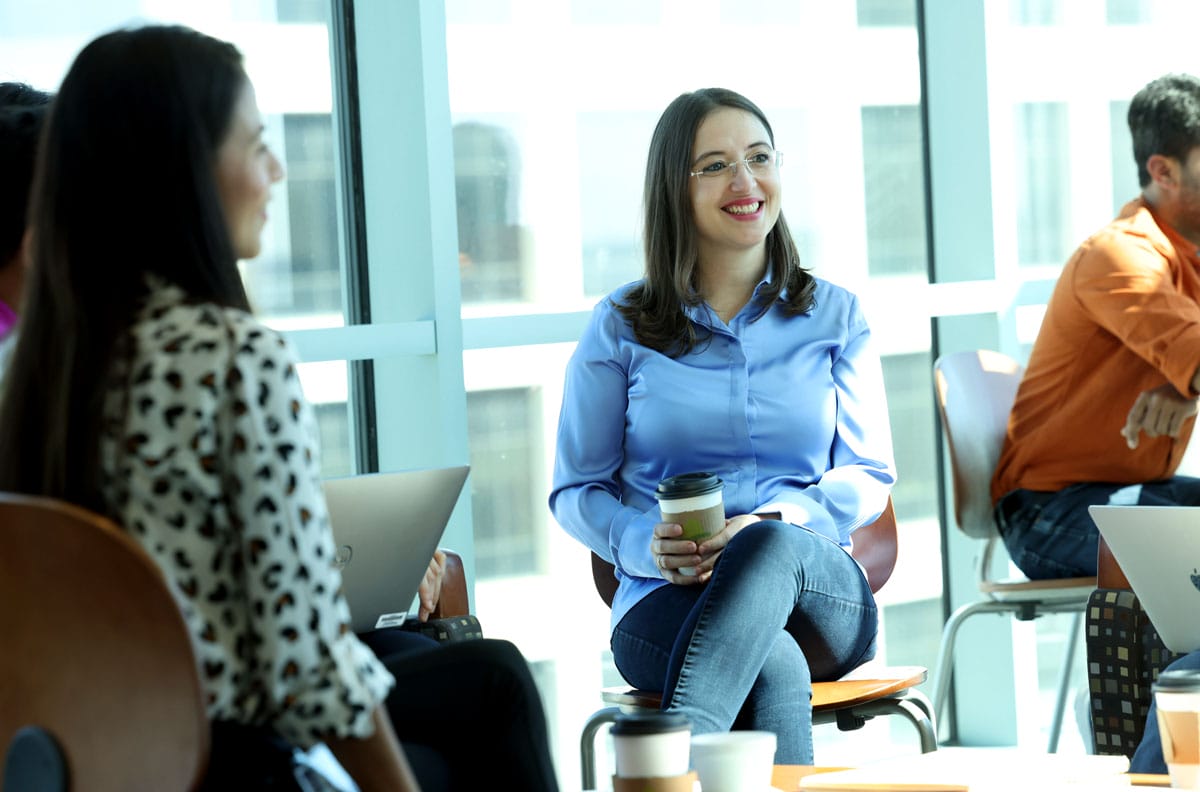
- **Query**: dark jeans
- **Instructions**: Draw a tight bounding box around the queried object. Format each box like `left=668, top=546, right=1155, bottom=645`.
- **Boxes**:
left=1130, top=650, right=1200, bottom=774
left=201, top=721, right=324, bottom=791
left=203, top=633, right=558, bottom=791
left=360, top=631, right=559, bottom=792
left=994, top=477, right=1200, bottom=579
left=611, top=520, right=878, bottom=765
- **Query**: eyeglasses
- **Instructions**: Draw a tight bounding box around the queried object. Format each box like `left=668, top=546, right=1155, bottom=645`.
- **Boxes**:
left=689, top=150, right=782, bottom=181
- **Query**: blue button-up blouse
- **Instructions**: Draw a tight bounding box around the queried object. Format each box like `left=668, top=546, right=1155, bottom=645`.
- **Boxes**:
left=549, top=275, right=897, bottom=629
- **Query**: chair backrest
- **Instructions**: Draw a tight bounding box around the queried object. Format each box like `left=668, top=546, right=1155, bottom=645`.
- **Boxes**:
left=933, top=349, right=1023, bottom=539
left=0, top=493, right=209, bottom=791
left=590, top=496, right=899, bottom=608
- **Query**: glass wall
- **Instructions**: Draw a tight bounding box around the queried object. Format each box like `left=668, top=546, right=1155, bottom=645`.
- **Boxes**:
left=978, top=0, right=1200, bottom=750
left=0, top=0, right=359, bottom=478
left=16, top=0, right=1200, bottom=786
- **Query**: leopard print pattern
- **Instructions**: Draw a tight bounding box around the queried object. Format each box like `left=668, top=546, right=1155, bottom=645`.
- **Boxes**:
left=99, top=282, right=393, bottom=746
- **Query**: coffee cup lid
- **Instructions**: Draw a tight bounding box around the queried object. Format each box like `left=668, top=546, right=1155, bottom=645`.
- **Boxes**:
left=610, top=712, right=690, bottom=736
left=655, top=472, right=723, bottom=499
left=1154, top=669, right=1200, bottom=692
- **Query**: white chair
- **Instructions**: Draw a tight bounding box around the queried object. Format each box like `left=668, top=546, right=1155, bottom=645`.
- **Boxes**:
left=932, top=350, right=1096, bottom=752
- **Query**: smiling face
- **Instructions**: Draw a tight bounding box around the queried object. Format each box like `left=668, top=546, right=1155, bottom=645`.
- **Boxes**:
left=214, top=80, right=284, bottom=261
left=688, top=107, right=780, bottom=261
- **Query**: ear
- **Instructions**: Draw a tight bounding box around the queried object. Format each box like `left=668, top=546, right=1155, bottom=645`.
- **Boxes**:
left=1146, top=153, right=1179, bottom=191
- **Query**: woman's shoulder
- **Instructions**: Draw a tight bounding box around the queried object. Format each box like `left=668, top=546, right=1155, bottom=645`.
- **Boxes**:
left=133, top=289, right=294, bottom=372
left=585, top=280, right=642, bottom=327
left=800, top=276, right=862, bottom=319
left=602, top=280, right=643, bottom=310
left=808, top=275, right=856, bottom=303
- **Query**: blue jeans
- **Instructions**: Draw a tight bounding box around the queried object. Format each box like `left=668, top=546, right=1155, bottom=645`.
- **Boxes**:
left=995, top=477, right=1200, bottom=579
left=610, top=520, right=878, bottom=764
left=1130, top=650, right=1200, bottom=774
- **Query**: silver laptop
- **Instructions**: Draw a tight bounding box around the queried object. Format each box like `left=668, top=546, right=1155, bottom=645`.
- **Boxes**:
left=323, top=465, right=469, bottom=633
left=1089, top=504, right=1200, bottom=653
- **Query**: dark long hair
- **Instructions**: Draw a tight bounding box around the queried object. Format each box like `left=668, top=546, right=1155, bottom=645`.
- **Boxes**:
left=616, top=88, right=815, bottom=356
left=0, top=82, right=52, bottom=267
left=0, top=25, right=252, bottom=508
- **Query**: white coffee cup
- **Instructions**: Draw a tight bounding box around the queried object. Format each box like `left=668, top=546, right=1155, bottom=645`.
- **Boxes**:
left=611, top=712, right=692, bottom=779
left=1154, top=670, right=1200, bottom=789
left=690, top=730, right=776, bottom=792
left=656, top=472, right=725, bottom=576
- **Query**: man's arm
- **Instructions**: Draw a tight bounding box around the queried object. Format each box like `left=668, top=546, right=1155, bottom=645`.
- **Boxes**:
left=1122, top=366, right=1200, bottom=448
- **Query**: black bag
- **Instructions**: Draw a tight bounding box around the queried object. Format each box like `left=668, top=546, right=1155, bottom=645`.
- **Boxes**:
left=399, top=613, right=483, bottom=643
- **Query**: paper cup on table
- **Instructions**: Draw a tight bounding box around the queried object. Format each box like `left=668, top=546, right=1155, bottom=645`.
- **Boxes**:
left=656, top=473, right=724, bottom=576
left=1154, top=669, right=1200, bottom=789
left=610, top=711, right=692, bottom=780
left=690, top=730, right=776, bottom=792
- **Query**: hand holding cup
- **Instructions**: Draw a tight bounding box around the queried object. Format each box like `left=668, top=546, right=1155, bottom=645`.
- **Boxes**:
left=654, top=473, right=724, bottom=580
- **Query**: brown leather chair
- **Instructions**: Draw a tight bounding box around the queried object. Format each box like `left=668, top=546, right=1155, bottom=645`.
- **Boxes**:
left=578, top=497, right=935, bottom=790
left=0, top=493, right=209, bottom=791
left=431, top=549, right=470, bottom=619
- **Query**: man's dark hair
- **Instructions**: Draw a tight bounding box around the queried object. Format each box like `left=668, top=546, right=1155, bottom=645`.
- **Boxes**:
left=1129, top=74, right=1200, bottom=188
left=0, top=82, right=51, bottom=266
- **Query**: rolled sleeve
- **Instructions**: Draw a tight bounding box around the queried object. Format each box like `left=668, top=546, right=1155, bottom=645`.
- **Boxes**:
left=1074, top=237, right=1200, bottom=396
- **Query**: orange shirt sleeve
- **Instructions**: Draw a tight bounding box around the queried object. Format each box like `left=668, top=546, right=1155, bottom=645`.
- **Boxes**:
left=1072, top=231, right=1200, bottom=397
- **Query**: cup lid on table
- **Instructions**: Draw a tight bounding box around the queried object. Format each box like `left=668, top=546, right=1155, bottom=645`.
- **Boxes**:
left=655, top=472, right=723, bottom=499
left=610, top=711, right=691, bottom=736
left=1154, top=669, right=1200, bottom=692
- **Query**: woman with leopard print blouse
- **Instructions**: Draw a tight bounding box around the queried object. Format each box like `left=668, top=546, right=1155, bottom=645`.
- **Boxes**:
left=0, top=24, right=556, bottom=792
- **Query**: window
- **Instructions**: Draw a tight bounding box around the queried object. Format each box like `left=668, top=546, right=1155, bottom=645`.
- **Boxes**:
left=467, top=387, right=545, bottom=578
left=1014, top=102, right=1071, bottom=268
left=856, top=0, right=916, bottom=27
left=0, top=1, right=361, bottom=479
left=862, top=105, right=928, bottom=277
left=447, top=2, right=935, bottom=782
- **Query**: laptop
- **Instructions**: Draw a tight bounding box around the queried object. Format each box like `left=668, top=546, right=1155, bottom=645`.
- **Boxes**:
left=1088, top=504, right=1200, bottom=654
left=323, top=465, right=469, bottom=633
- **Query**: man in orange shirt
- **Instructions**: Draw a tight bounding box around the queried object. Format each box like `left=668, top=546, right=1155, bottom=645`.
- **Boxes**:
left=991, top=73, right=1200, bottom=580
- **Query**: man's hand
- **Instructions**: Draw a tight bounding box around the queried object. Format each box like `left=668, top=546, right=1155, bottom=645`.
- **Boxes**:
left=1122, top=383, right=1198, bottom=449
left=417, top=549, right=446, bottom=622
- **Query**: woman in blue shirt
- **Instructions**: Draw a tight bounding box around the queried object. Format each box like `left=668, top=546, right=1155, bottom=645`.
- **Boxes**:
left=550, top=88, right=896, bottom=764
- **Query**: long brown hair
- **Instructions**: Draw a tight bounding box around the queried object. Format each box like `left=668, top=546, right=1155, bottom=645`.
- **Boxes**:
left=0, top=25, right=252, bottom=510
left=616, top=88, right=815, bottom=356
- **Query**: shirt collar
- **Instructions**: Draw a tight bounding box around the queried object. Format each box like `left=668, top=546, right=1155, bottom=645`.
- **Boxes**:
left=1129, top=196, right=1200, bottom=266
left=682, top=264, right=777, bottom=327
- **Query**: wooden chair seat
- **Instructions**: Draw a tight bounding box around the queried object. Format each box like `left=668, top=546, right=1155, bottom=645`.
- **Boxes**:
left=979, top=575, right=1096, bottom=600
left=600, top=665, right=927, bottom=713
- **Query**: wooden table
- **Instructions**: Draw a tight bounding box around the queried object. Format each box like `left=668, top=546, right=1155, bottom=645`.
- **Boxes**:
left=769, top=765, right=1172, bottom=790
